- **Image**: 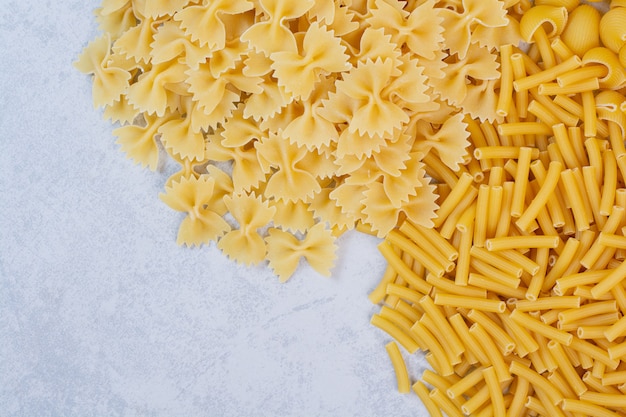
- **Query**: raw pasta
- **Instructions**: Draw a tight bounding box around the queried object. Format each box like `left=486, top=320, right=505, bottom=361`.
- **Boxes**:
left=77, top=0, right=626, bottom=415
left=80, top=0, right=497, bottom=280
left=367, top=1, right=626, bottom=416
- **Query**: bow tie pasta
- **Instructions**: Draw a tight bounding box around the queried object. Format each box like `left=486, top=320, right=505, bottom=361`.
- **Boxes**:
left=77, top=0, right=626, bottom=415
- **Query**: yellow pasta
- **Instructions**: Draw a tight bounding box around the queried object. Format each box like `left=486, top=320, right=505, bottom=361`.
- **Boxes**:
left=419, top=295, right=465, bottom=359
left=429, top=388, right=463, bottom=417
left=605, top=315, right=626, bottom=342
left=433, top=172, right=475, bottom=228
left=386, top=231, right=447, bottom=278
left=497, top=44, right=514, bottom=117
left=513, top=55, right=581, bottom=91
left=413, top=382, right=443, bottom=417
left=79, top=1, right=626, bottom=415
left=378, top=242, right=431, bottom=294
left=385, top=341, right=411, bottom=394
left=434, top=293, right=506, bottom=313
left=561, top=398, right=622, bottom=417
left=399, top=222, right=458, bottom=262
left=560, top=4, right=602, bottom=57
left=485, top=235, right=560, bottom=251
left=446, top=366, right=485, bottom=399
left=580, top=391, right=626, bottom=409
left=591, top=259, right=626, bottom=299
left=371, top=314, right=420, bottom=355
left=515, top=296, right=581, bottom=311
left=557, top=65, right=608, bottom=87
left=411, top=321, right=455, bottom=376
left=509, top=360, right=563, bottom=405
left=510, top=309, right=573, bottom=346
left=497, top=121, right=553, bottom=136
left=467, top=309, right=516, bottom=355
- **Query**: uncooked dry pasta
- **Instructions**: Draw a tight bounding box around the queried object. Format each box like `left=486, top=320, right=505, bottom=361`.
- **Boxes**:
left=77, top=0, right=626, bottom=415
left=366, top=2, right=626, bottom=415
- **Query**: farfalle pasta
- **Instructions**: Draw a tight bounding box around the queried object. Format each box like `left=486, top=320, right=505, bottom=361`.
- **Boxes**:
left=75, top=0, right=626, bottom=413
left=76, top=0, right=526, bottom=280
left=265, top=223, right=337, bottom=282
left=74, top=33, right=131, bottom=108
left=218, top=192, right=276, bottom=265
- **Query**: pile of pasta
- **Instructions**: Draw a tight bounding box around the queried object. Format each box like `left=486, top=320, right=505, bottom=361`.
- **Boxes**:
left=75, top=0, right=626, bottom=414
left=370, top=1, right=626, bottom=416
left=74, top=0, right=529, bottom=281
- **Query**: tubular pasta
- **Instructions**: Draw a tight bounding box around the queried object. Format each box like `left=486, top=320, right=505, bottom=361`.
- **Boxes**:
left=385, top=341, right=411, bottom=394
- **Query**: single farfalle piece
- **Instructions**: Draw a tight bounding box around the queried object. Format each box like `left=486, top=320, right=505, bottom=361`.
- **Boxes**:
left=461, top=78, right=500, bottom=122
left=173, top=0, right=254, bottom=51
left=159, top=175, right=231, bottom=247
left=187, top=60, right=263, bottom=131
left=412, top=112, right=470, bottom=171
left=440, top=0, right=508, bottom=59
left=383, top=53, right=430, bottom=112
left=352, top=27, right=402, bottom=73
left=270, top=199, right=316, bottom=233
left=307, top=186, right=355, bottom=236
left=335, top=126, right=390, bottom=160
left=242, top=74, right=292, bottom=122
left=103, top=95, right=140, bottom=125
left=326, top=1, right=360, bottom=37
left=143, top=0, right=193, bottom=18
left=150, top=20, right=212, bottom=69
left=329, top=181, right=367, bottom=226
left=218, top=192, right=276, bottom=265
left=125, top=59, right=188, bottom=117
left=158, top=96, right=206, bottom=162
left=282, top=79, right=339, bottom=151
left=346, top=149, right=427, bottom=209
left=208, top=37, right=251, bottom=78
left=368, top=0, right=443, bottom=60
left=472, top=13, right=523, bottom=52
left=270, top=21, right=350, bottom=101
left=255, top=132, right=321, bottom=203
left=321, top=58, right=408, bottom=138
left=74, top=33, right=132, bottom=108
left=362, top=172, right=438, bottom=238
left=95, top=0, right=136, bottom=40
left=205, top=127, right=267, bottom=193
left=114, top=112, right=176, bottom=170
left=241, top=0, right=315, bottom=56
left=307, top=0, right=335, bottom=24
left=221, top=103, right=266, bottom=148
left=430, top=45, right=500, bottom=107
left=111, top=15, right=156, bottom=65
left=265, top=223, right=337, bottom=282
left=370, top=132, right=413, bottom=178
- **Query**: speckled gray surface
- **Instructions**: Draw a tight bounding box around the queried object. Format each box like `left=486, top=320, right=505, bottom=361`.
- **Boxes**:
left=0, top=2, right=430, bottom=416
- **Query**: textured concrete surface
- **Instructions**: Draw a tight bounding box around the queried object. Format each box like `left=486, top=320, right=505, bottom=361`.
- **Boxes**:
left=0, top=1, right=429, bottom=416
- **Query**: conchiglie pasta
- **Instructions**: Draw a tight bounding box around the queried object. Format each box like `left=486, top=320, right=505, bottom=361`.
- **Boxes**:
left=533, top=0, right=579, bottom=12
left=599, top=6, right=626, bottom=53
left=560, top=4, right=601, bottom=57
left=519, top=5, right=568, bottom=42
left=583, top=47, right=626, bottom=89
